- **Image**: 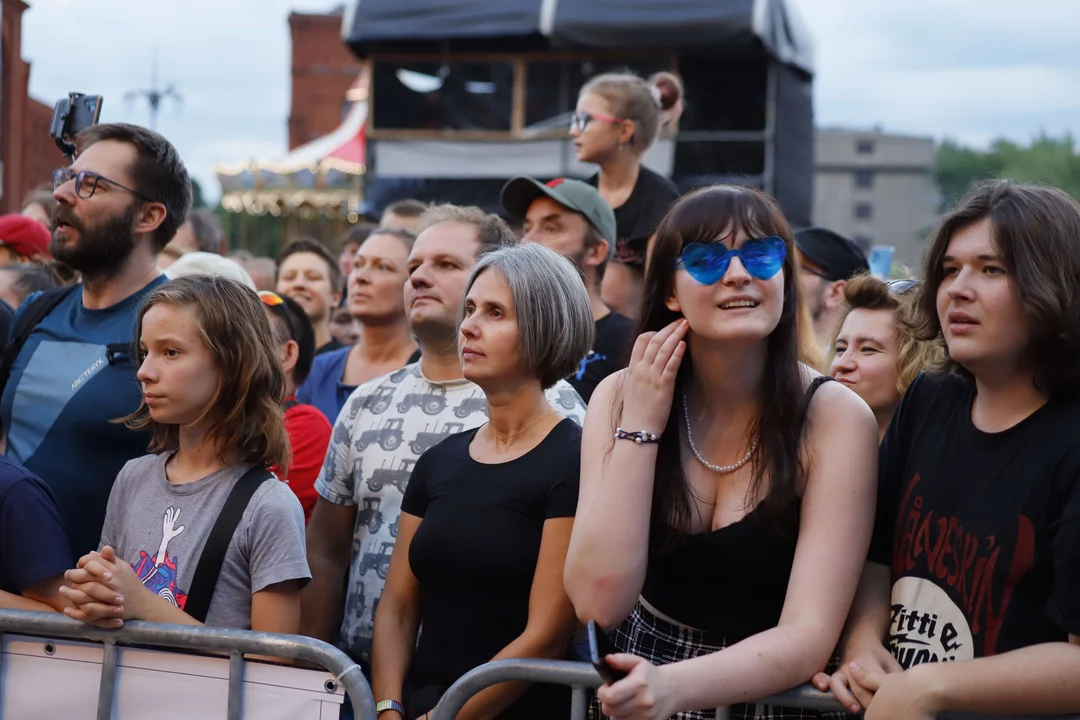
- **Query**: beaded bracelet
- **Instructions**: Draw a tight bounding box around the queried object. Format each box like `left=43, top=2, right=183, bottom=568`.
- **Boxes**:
left=615, top=428, right=661, bottom=444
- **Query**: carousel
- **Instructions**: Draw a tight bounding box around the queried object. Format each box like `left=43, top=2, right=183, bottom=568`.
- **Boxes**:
left=213, top=74, right=368, bottom=253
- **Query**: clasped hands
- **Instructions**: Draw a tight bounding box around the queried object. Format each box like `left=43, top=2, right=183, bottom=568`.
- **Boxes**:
left=58, top=545, right=148, bottom=628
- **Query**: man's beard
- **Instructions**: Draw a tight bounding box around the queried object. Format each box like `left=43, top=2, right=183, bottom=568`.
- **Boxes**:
left=50, top=202, right=139, bottom=283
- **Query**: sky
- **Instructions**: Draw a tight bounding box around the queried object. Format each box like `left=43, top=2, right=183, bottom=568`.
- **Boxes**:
left=19, top=0, right=1080, bottom=204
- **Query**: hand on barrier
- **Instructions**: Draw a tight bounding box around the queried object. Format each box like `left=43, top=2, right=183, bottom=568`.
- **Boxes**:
left=595, top=653, right=677, bottom=720
left=812, top=639, right=902, bottom=714
left=60, top=546, right=130, bottom=629
left=620, top=319, right=688, bottom=434
left=848, top=662, right=940, bottom=720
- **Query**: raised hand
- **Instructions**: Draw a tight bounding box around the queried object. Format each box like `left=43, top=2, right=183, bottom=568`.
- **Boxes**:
left=619, top=319, right=688, bottom=435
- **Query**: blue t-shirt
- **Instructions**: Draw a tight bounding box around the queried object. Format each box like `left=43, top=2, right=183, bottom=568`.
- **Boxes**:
left=297, top=346, right=422, bottom=426
left=0, top=455, right=71, bottom=595
left=1, top=277, right=166, bottom=563
left=297, top=347, right=355, bottom=426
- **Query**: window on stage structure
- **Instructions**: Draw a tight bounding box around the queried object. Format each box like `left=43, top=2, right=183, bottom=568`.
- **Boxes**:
left=678, top=58, right=766, bottom=131
left=523, top=57, right=672, bottom=134
left=372, top=61, right=515, bottom=131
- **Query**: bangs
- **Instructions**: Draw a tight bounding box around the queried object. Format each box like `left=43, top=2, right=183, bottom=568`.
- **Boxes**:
left=658, top=185, right=793, bottom=253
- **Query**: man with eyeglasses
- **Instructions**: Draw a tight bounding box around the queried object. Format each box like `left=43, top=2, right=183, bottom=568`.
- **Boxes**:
left=794, top=226, right=871, bottom=356
left=0, top=123, right=191, bottom=564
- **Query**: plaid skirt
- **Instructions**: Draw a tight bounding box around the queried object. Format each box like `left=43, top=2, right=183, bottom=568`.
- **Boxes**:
left=590, top=601, right=851, bottom=720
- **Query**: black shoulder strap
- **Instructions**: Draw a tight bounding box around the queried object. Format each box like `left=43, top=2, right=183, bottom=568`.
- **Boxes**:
left=185, top=466, right=274, bottom=623
left=0, top=286, right=77, bottom=400
left=799, top=376, right=836, bottom=431
left=283, top=397, right=299, bottom=412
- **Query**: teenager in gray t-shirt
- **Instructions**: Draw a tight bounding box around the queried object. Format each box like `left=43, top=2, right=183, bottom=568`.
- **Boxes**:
left=99, top=453, right=311, bottom=629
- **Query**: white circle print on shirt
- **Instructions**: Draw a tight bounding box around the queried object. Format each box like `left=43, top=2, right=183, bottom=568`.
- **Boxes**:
left=888, top=576, right=975, bottom=668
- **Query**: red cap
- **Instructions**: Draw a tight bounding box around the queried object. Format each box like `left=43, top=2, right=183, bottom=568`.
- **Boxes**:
left=0, top=214, right=52, bottom=260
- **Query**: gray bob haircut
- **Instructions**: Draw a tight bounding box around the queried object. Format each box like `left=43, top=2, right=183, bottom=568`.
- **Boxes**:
left=461, top=243, right=595, bottom=390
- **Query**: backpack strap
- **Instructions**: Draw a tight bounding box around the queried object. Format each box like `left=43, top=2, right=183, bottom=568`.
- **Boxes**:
left=184, top=466, right=274, bottom=624
left=0, top=286, right=77, bottom=400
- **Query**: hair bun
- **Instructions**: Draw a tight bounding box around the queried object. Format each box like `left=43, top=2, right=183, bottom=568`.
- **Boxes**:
left=649, top=72, right=684, bottom=112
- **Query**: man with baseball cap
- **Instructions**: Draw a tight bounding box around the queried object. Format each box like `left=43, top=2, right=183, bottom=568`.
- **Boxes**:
left=0, top=214, right=52, bottom=267
left=794, top=226, right=871, bottom=353
left=501, top=176, right=634, bottom=402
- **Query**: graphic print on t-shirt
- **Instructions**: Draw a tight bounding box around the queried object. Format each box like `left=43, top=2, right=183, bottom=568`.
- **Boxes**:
left=131, top=506, right=189, bottom=609
left=889, top=577, right=974, bottom=666
left=888, top=471, right=1036, bottom=665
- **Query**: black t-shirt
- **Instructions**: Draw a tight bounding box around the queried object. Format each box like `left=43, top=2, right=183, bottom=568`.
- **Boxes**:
left=870, top=373, right=1080, bottom=668
left=0, top=456, right=71, bottom=595
left=588, top=167, right=679, bottom=267
left=401, top=419, right=581, bottom=720
left=569, top=311, right=635, bottom=403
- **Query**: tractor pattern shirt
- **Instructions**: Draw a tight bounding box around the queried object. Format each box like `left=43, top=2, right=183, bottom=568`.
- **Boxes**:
left=315, top=361, right=587, bottom=664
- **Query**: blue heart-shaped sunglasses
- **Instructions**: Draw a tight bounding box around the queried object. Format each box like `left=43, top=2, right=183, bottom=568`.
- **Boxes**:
left=674, top=236, right=787, bottom=285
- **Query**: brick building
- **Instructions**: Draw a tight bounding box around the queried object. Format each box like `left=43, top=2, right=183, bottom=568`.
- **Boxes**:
left=288, top=9, right=364, bottom=151
left=1, top=0, right=57, bottom=212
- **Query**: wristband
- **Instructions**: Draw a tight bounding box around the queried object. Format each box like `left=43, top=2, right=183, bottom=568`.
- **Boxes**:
left=615, top=428, right=661, bottom=444
left=376, top=699, right=406, bottom=715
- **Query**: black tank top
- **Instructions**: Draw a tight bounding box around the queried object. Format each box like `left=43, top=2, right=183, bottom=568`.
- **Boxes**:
left=639, top=376, right=834, bottom=640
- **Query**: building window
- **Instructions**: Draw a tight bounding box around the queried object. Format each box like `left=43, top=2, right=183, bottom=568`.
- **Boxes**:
left=856, top=139, right=875, bottom=154
left=854, top=170, right=875, bottom=188
left=854, top=203, right=873, bottom=220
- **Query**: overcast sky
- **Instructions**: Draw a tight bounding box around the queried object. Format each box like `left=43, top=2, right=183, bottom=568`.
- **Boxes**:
left=20, top=0, right=1080, bottom=203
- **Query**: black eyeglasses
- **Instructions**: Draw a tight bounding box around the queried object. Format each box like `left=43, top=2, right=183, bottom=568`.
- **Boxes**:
left=887, top=279, right=918, bottom=295
left=52, top=168, right=154, bottom=203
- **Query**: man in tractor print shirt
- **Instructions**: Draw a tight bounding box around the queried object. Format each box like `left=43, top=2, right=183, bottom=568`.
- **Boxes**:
left=300, top=205, right=586, bottom=667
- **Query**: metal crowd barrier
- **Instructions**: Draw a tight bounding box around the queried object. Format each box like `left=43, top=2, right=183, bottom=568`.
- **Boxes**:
left=430, top=658, right=1080, bottom=720
left=0, top=609, right=376, bottom=720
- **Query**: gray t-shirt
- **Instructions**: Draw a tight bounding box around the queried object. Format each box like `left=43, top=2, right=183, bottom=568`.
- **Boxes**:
left=100, top=453, right=311, bottom=630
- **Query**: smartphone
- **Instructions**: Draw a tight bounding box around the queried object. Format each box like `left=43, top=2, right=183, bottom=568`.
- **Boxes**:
left=50, top=93, right=104, bottom=157
left=587, top=620, right=627, bottom=684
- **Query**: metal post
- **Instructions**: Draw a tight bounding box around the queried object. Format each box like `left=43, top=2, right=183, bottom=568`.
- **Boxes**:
left=570, top=686, right=587, bottom=720
left=228, top=650, right=245, bottom=720
left=763, top=59, right=778, bottom=195
left=96, top=639, right=118, bottom=720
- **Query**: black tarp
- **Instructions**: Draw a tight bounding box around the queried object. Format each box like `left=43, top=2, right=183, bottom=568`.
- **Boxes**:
left=345, top=0, right=813, bottom=73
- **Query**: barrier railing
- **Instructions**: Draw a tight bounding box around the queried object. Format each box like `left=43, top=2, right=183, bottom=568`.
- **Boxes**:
left=430, top=658, right=1080, bottom=720
left=0, top=609, right=376, bottom=720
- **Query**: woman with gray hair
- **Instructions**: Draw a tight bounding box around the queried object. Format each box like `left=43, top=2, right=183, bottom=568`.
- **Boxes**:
left=371, top=243, right=594, bottom=720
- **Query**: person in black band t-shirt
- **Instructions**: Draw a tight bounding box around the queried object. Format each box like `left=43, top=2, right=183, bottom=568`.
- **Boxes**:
left=371, top=244, right=594, bottom=720
left=501, top=176, right=634, bottom=403
left=815, top=180, right=1080, bottom=719
left=572, top=71, right=682, bottom=320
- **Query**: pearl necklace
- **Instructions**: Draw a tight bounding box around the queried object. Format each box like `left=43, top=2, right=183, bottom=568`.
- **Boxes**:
left=682, top=392, right=759, bottom=474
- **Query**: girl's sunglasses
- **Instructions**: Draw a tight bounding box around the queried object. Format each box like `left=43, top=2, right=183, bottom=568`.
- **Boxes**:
left=571, top=111, right=625, bottom=133
left=675, top=236, right=787, bottom=285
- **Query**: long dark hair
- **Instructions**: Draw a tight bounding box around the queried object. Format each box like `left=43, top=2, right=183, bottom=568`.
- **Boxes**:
left=910, top=180, right=1080, bottom=397
left=616, top=185, right=806, bottom=552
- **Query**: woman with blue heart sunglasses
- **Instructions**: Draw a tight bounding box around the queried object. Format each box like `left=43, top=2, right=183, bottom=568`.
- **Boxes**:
left=567, top=184, right=878, bottom=720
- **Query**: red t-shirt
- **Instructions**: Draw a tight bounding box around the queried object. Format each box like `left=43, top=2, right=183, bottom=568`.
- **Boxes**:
left=280, top=400, right=332, bottom=522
